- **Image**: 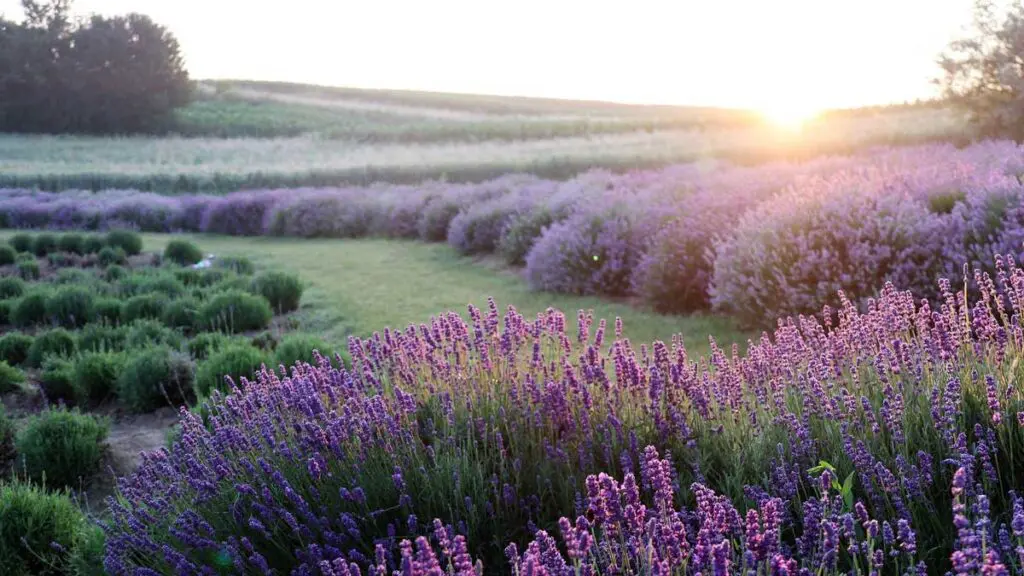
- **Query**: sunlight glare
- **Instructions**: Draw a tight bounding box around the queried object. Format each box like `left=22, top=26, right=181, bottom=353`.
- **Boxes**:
left=759, top=102, right=822, bottom=131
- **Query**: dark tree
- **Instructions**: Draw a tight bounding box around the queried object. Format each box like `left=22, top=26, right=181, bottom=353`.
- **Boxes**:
left=0, top=0, right=191, bottom=134
left=938, top=0, right=1024, bottom=139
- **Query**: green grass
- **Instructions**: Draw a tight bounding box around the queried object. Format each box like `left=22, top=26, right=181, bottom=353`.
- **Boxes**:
left=130, top=234, right=750, bottom=357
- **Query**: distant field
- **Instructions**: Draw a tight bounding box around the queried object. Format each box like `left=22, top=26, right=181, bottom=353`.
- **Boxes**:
left=0, top=81, right=968, bottom=193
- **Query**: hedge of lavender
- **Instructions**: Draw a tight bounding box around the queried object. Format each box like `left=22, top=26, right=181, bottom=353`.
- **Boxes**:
left=102, top=255, right=1024, bottom=575
left=10, top=141, right=1024, bottom=326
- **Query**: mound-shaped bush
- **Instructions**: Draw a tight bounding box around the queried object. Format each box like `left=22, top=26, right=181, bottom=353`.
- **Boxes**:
left=0, top=299, right=9, bottom=326
left=249, top=271, right=302, bottom=314
left=417, top=194, right=464, bottom=242
left=53, top=268, right=92, bottom=286
left=11, top=291, right=48, bottom=328
left=266, top=193, right=373, bottom=238
left=0, top=244, right=15, bottom=266
left=126, top=319, right=185, bottom=350
left=74, top=351, right=126, bottom=404
left=199, top=290, right=272, bottom=333
left=0, top=277, right=25, bottom=299
left=187, top=332, right=231, bottom=361
left=525, top=209, right=645, bottom=297
left=15, top=407, right=108, bottom=488
left=202, top=193, right=280, bottom=236
left=0, top=406, right=12, bottom=463
left=0, top=480, right=90, bottom=576
left=7, top=233, right=33, bottom=253
left=93, top=298, right=123, bottom=325
left=57, top=233, right=85, bottom=255
left=196, top=343, right=269, bottom=396
left=77, top=323, right=127, bottom=353
left=215, top=255, right=255, bottom=275
left=163, top=239, right=204, bottom=266
left=0, top=361, right=25, bottom=394
left=710, top=189, right=949, bottom=326
left=31, top=233, right=58, bottom=257
left=122, top=293, right=168, bottom=323
left=82, top=235, right=105, bottom=254
left=39, top=357, right=80, bottom=406
left=274, top=334, right=342, bottom=372
left=45, top=286, right=95, bottom=329
left=97, top=246, right=128, bottom=267
left=447, top=193, right=525, bottom=255
left=16, top=259, right=40, bottom=280
left=104, top=230, right=142, bottom=256
left=162, top=297, right=200, bottom=333
left=118, top=347, right=195, bottom=413
left=26, top=329, right=77, bottom=368
left=0, top=333, right=32, bottom=366
left=103, top=264, right=128, bottom=282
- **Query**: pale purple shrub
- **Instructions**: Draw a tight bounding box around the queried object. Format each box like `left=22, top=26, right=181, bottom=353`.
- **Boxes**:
left=525, top=207, right=645, bottom=296
left=711, top=186, right=949, bottom=326
left=266, top=191, right=376, bottom=238
left=201, top=191, right=284, bottom=236
left=447, top=182, right=557, bottom=255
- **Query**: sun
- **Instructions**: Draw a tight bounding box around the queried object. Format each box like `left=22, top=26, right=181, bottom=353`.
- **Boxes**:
left=759, top=102, right=821, bottom=130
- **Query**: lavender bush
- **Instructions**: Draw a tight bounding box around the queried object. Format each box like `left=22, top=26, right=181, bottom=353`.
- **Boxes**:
left=103, top=252, right=1024, bottom=574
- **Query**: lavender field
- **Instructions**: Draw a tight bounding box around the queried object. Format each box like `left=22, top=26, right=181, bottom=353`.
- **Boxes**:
left=5, top=126, right=1024, bottom=575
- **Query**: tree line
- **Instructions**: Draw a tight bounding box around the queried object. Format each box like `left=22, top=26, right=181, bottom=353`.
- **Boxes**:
left=0, top=0, right=191, bottom=135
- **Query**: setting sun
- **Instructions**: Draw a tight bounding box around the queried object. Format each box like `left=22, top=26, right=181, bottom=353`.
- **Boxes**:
left=759, top=103, right=822, bottom=130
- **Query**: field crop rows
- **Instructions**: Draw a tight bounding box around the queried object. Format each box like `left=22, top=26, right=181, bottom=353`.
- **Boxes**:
left=0, top=82, right=965, bottom=193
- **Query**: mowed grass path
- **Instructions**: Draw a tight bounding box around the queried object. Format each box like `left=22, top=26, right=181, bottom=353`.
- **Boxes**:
left=138, top=235, right=750, bottom=356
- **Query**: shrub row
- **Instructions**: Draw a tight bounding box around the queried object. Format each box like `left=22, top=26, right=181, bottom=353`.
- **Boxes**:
left=11, top=143, right=1024, bottom=324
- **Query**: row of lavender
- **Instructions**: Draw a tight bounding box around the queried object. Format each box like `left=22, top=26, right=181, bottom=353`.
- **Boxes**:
left=5, top=141, right=1024, bottom=325
left=102, top=256, right=1024, bottom=574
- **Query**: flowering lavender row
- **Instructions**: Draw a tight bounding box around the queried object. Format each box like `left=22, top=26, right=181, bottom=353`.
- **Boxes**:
left=103, top=251, right=1024, bottom=574
left=9, top=141, right=1024, bottom=325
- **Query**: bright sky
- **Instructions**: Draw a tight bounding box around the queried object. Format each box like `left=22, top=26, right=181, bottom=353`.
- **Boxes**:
left=0, top=0, right=976, bottom=113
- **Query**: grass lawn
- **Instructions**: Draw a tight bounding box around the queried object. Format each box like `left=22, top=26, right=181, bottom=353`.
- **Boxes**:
left=136, top=234, right=752, bottom=356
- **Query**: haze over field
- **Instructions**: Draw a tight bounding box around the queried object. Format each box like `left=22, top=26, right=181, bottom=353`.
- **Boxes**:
left=0, top=0, right=975, bottom=119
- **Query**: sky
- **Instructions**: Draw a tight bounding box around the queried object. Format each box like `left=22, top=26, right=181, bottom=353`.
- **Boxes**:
left=0, top=0, right=978, bottom=114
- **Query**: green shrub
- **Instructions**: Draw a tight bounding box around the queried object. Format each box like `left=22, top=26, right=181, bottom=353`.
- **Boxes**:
left=97, top=246, right=127, bottom=267
left=250, top=330, right=278, bottom=352
left=0, top=405, right=12, bottom=464
left=77, top=323, right=127, bottom=353
left=11, top=291, right=48, bottom=328
left=216, top=255, right=255, bottom=275
left=7, top=233, right=33, bottom=253
left=122, top=293, right=168, bottom=323
left=0, top=299, right=10, bottom=325
left=93, top=298, right=123, bottom=325
left=26, top=329, right=77, bottom=368
left=250, top=271, right=303, bottom=313
left=126, top=319, right=184, bottom=350
left=46, top=252, right=77, bottom=268
left=0, top=277, right=25, bottom=299
left=199, top=290, right=272, bottom=334
left=39, top=357, right=79, bottom=406
left=104, top=230, right=142, bottom=256
left=82, top=235, right=105, bottom=254
left=0, top=244, right=15, bottom=266
left=163, top=239, right=204, bottom=266
left=103, top=264, right=128, bottom=282
left=173, top=268, right=201, bottom=286
left=68, top=523, right=106, bottom=576
left=74, top=351, right=126, bottom=404
left=0, top=480, right=88, bottom=576
left=0, top=333, right=32, bottom=366
left=196, top=343, right=269, bottom=396
left=0, top=361, right=25, bottom=394
left=53, top=268, right=92, bottom=285
left=274, top=334, right=343, bottom=372
left=162, top=297, right=200, bottom=333
left=142, top=275, right=186, bottom=298
left=16, top=259, right=40, bottom=280
left=31, top=233, right=58, bottom=257
left=187, top=332, right=231, bottom=361
left=45, top=286, right=95, bottom=329
left=57, top=233, right=85, bottom=255
left=118, top=346, right=195, bottom=412
left=15, top=407, right=108, bottom=488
